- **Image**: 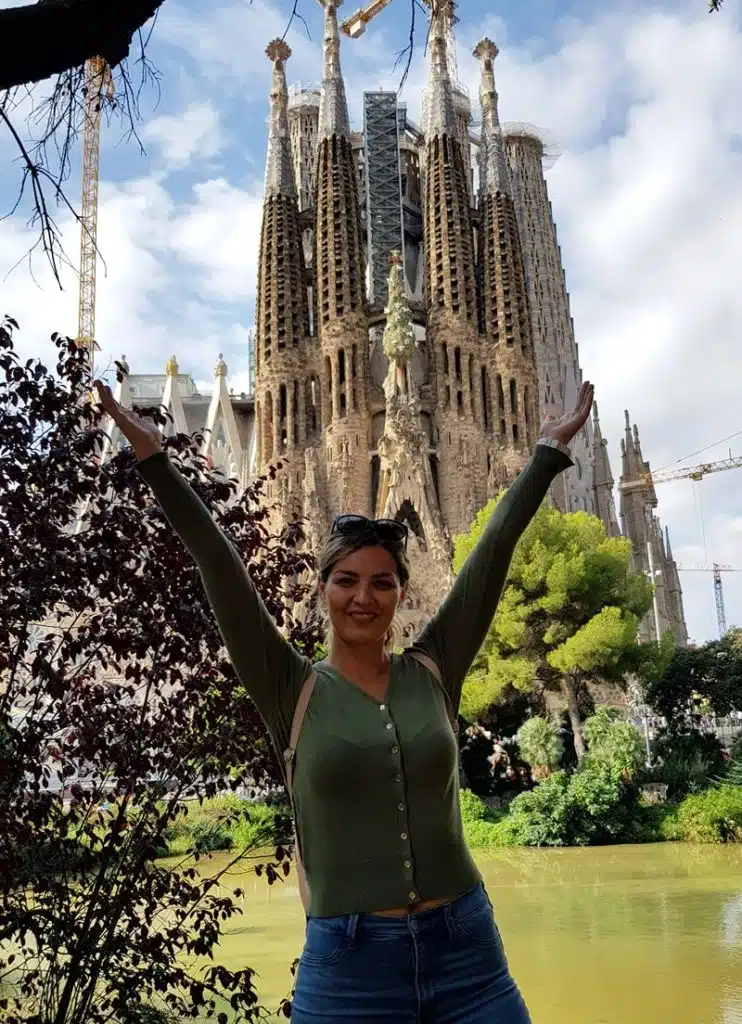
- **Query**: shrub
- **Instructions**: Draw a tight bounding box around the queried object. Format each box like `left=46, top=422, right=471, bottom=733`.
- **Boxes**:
left=459, top=788, right=512, bottom=847
left=666, top=785, right=742, bottom=843
left=505, top=771, right=574, bottom=846
left=583, top=707, right=645, bottom=782
left=650, top=729, right=726, bottom=800
left=516, top=717, right=564, bottom=779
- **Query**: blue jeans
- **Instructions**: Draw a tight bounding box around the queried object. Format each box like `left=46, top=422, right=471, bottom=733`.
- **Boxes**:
left=291, top=882, right=532, bottom=1022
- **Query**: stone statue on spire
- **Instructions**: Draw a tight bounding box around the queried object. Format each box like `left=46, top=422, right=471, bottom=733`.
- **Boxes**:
left=382, top=251, right=416, bottom=401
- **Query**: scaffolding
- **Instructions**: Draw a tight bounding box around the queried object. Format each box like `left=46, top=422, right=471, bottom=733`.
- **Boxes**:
left=364, top=91, right=404, bottom=307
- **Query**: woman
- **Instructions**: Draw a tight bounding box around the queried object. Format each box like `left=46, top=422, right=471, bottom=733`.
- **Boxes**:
left=95, top=378, right=593, bottom=1023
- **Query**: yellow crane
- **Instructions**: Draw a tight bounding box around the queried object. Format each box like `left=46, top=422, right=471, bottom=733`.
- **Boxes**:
left=78, top=56, right=114, bottom=378
left=340, top=0, right=393, bottom=37
left=340, top=0, right=459, bottom=78
left=623, top=453, right=742, bottom=638
left=621, top=453, right=742, bottom=492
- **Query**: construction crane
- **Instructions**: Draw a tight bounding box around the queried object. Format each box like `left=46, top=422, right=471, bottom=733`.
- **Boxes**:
left=676, top=564, right=740, bottom=638
left=340, top=0, right=460, bottom=80
left=622, top=453, right=742, bottom=492
left=78, top=56, right=114, bottom=380
left=340, top=0, right=393, bottom=37
left=624, top=452, right=742, bottom=639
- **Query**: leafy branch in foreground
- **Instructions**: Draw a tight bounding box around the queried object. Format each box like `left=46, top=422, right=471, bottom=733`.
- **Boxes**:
left=0, top=318, right=321, bottom=1022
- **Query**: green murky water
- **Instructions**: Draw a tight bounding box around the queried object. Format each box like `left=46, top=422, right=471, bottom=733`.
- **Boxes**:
left=192, top=843, right=742, bottom=1023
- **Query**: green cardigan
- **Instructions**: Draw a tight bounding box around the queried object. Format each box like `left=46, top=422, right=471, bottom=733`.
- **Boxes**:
left=138, top=443, right=571, bottom=916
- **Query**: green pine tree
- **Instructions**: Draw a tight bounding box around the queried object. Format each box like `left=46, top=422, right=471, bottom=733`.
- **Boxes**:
left=454, top=501, right=660, bottom=759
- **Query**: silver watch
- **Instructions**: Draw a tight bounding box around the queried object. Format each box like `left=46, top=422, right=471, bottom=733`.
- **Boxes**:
left=537, top=436, right=572, bottom=459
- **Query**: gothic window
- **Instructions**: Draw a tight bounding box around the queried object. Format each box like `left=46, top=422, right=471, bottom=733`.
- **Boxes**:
left=279, top=384, right=288, bottom=450
left=351, top=344, right=358, bottom=410
left=481, top=366, right=491, bottom=431
left=429, top=454, right=441, bottom=504
left=454, top=347, right=462, bottom=382
left=339, top=349, right=347, bottom=417
left=468, top=355, right=476, bottom=417
left=509, top=379, right=518, bottom=415
left=264, top=392, right=274, bottom=463
left=442, top=344, right=449, bottom=376
left=293, top=381, right=299, bottom=446
left=524, top=385, right=532, bottom=447
left=371, top=454, right=381, bottom=514
left=325, top=356, right=333, bottom=421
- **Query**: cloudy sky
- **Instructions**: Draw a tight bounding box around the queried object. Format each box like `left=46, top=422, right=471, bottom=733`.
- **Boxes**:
left=1, top=0, right=741, bottom=644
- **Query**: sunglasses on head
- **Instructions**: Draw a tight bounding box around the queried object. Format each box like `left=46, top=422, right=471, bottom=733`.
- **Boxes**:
left=331, top=514, right=409, bottom=551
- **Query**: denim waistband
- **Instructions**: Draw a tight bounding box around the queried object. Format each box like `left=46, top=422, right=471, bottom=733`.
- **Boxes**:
left=308, top=882, right=490, bottom=937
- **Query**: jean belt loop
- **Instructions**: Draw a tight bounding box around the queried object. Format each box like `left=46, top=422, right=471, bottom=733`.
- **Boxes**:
left=444, top=900, right=456, bottom=940
left=346, top=913, right=359, bottom=948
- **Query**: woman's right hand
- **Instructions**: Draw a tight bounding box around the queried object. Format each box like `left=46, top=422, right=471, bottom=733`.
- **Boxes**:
left=94, top=381, right=163, bottom=463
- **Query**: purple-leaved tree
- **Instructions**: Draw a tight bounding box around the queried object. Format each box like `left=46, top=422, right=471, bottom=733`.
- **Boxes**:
left=0, top=318, right=321, bottom=1022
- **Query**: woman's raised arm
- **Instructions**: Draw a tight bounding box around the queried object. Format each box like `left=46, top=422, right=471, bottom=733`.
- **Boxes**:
left=94, top=382, right=309, bottom=732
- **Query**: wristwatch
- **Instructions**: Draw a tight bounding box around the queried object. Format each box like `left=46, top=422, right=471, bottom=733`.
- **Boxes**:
left=537, top=436, right=572, bottom=459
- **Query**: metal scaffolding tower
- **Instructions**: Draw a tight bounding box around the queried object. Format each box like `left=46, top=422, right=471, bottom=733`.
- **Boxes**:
left=364, top=91, right=404, bottom=307
left=714, top=563, right=728, bottom=637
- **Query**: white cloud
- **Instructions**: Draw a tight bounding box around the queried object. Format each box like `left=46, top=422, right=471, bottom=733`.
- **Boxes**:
left=167, top=177, right=265, bottom=301
left=142, top=102, right=224, bottom=168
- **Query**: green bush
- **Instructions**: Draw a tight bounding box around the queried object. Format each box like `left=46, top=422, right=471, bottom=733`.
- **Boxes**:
left=650, top=729, right=726, bottom=800
left=583, top=707, right=644, bottom=781
left=502, top=757, right=658, bottom=847
left=160, top=796, right=291, bottom=856
left=664, top=785, right=742, bottom=843
left=459, top=788, right=512, bottom=847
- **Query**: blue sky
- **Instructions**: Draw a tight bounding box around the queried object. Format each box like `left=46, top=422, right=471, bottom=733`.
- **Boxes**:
left=1, top=0, right=742, bottom=643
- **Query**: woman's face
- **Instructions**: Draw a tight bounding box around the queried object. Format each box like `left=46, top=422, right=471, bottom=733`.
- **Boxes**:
left=319, top=545, right=405, bottom=647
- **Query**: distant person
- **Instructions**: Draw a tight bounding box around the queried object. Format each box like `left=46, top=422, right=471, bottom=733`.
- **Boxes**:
left=95, top=378, right=593, bottom=1023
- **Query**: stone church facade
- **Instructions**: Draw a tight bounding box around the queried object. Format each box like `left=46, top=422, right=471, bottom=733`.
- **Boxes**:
left=110, top=2, right=687, bottom=645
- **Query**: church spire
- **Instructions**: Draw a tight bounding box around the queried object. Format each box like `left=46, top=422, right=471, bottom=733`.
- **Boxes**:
left=313, top=0, right=370, bottom=514
left=474, top=37, right=539, bottom=467
left=591, top=401, right=620, bottom=538
left=424, top=0, right=457, bottom=138
left=264, top=39, right=296, bottom=198
left=423, top=0, right=476, bottom=325
left=317, top=0, right=350, bottom=140
left=473, top=38, right=510, bottom=197
left=255, top=39, right=312, bottom=498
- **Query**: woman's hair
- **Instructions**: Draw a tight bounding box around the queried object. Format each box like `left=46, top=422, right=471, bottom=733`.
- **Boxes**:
left=317, top=530, right=411, bottom=587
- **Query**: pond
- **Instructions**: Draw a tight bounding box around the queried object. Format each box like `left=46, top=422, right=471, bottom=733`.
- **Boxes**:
left=187, top=842, right=742, bottom=1023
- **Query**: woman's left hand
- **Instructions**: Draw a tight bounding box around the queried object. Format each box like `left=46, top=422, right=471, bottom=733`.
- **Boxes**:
left=539, top=380, right=594, bottom=446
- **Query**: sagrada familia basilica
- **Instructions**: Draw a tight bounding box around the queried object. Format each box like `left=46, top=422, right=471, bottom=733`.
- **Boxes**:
left=109, top=0, right=688, bottom=646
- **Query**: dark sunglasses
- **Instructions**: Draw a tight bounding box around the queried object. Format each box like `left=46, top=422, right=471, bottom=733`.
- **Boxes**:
left=331, top=514, right=409, bottom=551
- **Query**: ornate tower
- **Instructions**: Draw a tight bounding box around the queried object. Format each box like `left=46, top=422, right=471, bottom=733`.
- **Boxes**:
left=314, top=0, right=371, bottom=515
left=619, top=411, right=675, bottom=643
left=423, top=1, right=485, bottom=535
left=474, top=38, right=540, bottom=482
left=591, top=402, right=620, bottom=538
left=503, top=123, right=594, bottom=513
left=664, top=527, right=688, bottom=646
left=375, top=253, right=452, bottom=628
left=255, top=40, right=319, bottom=517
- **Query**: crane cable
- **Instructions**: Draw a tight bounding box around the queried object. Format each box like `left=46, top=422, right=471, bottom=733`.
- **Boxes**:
left=654, top=428, right=742, bottom=474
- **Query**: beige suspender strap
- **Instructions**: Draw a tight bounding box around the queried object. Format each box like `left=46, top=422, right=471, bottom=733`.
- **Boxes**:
left=408, top=650, right=458, bottom=734
left=284, top=669, right=317, bottom=913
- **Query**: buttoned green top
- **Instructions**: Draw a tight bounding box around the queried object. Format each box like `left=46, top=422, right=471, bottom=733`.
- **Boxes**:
left=138, top=443, right=571, bottom=916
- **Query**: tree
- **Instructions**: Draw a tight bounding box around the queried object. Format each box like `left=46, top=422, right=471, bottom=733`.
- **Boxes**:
left=582, top=706, right=645, bottom=782
left=454, top=501, right=654, bottom=760
left=516, top=716, right=563, bottom=781
left=645, top=628, right=742, bottom=728
left=0, top=318, right=322, bottom=1022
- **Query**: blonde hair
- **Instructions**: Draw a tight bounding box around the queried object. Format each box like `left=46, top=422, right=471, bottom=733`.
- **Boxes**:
left=317, top=528, right=410, bottom=587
